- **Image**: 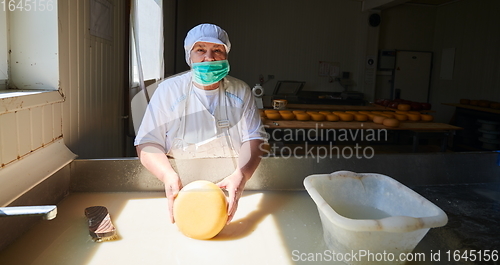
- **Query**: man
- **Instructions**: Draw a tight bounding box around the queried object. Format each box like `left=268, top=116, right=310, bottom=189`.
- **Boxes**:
left=135, top=23, right=266, bottom=224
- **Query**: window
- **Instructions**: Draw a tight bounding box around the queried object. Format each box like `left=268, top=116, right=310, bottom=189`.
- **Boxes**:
left=130, top=0, right=163, bottom=87
left=0, top=0, right=60, bottom=105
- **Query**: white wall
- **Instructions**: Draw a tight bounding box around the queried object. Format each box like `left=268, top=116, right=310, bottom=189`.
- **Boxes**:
left=0, top=96, right=63, bottom=167
left=9, top=5, right=59, bottom=90
left=377, top=4, right=436, bottom=101
left=379, top=4, right=436, bottom=51
left=431, top=0, right=500, bottom=123
left=378, top=0, right=500, bottom=123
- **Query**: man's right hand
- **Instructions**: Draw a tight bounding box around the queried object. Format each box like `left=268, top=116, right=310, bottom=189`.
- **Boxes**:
left=136, top=143, right=182, bottom=224
left=164, top=173, right=182, bottom=223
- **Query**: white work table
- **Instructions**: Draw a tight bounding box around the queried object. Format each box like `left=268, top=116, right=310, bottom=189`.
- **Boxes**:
left=0, top=191, right=328, bottom=265
left=0, top=191, right=445, bottom=265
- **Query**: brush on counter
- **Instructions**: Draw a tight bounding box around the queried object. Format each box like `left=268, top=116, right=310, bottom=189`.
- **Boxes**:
left=84, top=206, right=118, bottom=242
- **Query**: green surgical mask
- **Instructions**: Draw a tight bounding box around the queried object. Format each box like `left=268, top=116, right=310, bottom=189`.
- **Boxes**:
left=191, top=60, right=230, bottom=86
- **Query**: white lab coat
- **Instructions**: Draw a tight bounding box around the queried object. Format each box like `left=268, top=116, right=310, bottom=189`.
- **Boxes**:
left=134, top=71, right=266, bottom=158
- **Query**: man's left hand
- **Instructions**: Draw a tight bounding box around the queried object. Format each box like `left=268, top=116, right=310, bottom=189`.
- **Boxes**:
left=216, top=170, right=247, bottom=224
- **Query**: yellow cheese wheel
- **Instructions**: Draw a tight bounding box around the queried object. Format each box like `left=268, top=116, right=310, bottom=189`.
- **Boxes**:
left=398, top=104, right=411, bottom=111
left=373, top=115, right=387, bottom=124
left=264, top=109, right=278, bottom=114
left=310, top=113, right=326, bottom=121
left=338, top=113, right=354, bottom=121
left=354, top=113, right=369, bottom=122
left=319, top=111, right=332, bottom=115
left=407, top=113, right=421, bottom=121
left=332, top=111, right=345, bottom=115
left=281, top=112, right=296, bottom=120
left=173, top=180, right=228, bottom=240
left=421, top=114, right=434, bottom=122
left=381, top=113, right=395, bottom=119
left=383, top=118, right=400, bottom=128
left=326, top=114, right=340, bottom=121
left=345, top=111, right=358, bottom=115
left=358, top=111, right=371, bottom=115
left=266, top=113, right=281, bottom=120
left=394, top=114, right=408, bottom=121
left=296, top=113, right=311, bottom=121
left=292, top=110, right=305, bottom=115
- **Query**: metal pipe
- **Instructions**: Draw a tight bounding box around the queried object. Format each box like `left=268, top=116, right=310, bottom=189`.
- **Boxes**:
left=0, top=205, right=57, bottom=220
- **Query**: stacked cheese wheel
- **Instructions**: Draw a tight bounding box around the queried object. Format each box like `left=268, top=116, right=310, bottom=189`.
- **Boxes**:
left=261, top=109, right=434, bottom=128
left=460, top=99, right=500, bottom=109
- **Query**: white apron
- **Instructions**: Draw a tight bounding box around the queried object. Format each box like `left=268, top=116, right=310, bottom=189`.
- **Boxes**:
left=167, top=81, right=238, bottom=159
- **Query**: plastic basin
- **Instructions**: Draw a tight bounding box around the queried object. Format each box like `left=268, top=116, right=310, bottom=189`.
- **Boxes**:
left=304, top=171, right=448, bottom=265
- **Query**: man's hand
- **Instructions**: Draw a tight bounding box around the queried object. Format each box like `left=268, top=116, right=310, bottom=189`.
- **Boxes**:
left=216, top=170, right=247, bottom=224
left=136, top=143, right=181, bottom=223
left=164, top=173, right=182, bottom=223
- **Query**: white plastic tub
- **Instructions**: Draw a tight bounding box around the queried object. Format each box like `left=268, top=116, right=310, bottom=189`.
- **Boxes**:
left=304, top=171, right=448, bottom=265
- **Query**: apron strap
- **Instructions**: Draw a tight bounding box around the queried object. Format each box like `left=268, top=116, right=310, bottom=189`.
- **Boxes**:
left=217, top=81, right=238, bottom=169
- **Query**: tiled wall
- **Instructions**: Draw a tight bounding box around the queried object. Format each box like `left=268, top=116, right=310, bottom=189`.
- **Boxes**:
left=0, top=101, right=63, bottom=167
left=0, top=0, right=127, bottom=166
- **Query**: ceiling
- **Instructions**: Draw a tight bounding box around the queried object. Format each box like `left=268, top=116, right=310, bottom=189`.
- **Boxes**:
left=357, top=0, right=460, bottom=11
left=406, top=0, right=458, bottom=6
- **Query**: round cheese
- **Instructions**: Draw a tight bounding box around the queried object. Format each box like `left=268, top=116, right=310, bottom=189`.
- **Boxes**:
left=280, top=112, right=296, bottom=120
left=266, top=112, right=281, bottom=120
left=264, top=109, right=278, bottom=114
left=398, top=104, right=411, bottom=111
left=407, top=113, right=421, bottom=121
left=421, top=114, right=434, bottom=122
left=310, top=113, right=326, bottom=121
left=173, top=180, right=228, bottom=240
left=326, top=114, right=340, bottom=121
left=338, top=113, right=354, bottom=121
left=383, top=118, right=400, bottom=127
left=296, top=113, right=311, bottom=121
left=381, top=113, right=395, bottom=119
left=373, top=115, right=387, bottom=124
left=394, top=114, right=408, bottom=121
left=354, top=113, right=369, bottom=122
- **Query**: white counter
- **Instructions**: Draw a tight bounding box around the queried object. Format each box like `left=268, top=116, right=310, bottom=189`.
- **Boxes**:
left=0, top=191, right=439, bottom=265
left=0, top=191, right=334, bottom=265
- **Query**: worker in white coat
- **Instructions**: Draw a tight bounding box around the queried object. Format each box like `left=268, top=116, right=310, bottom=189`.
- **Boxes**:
left=135, top=23, right=267, bottom=224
